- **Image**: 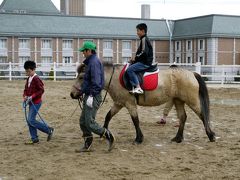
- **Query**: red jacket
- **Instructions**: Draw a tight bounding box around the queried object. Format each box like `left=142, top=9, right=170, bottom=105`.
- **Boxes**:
left=23, top=75, right=44, bottom=104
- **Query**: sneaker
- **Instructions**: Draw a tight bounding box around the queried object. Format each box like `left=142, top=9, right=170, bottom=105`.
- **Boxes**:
left=25, top=139, right=39, bottom=145
left=103, top=129, right=115, bottom=152
left=47, top=127, right=54, bottom=141
left=130, top=87, right=144, bottom=94
left=156, top=118, right=166, bottom=125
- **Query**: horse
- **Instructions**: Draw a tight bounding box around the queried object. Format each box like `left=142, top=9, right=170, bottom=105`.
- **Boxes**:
left=70, top=63, right=216, bottom=144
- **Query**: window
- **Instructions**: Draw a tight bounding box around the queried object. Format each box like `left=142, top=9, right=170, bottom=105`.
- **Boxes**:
left=122, top=40, right=132, bottom=60
left=19, top=56, right=30, bottom=65
left=186, top=40, right=192, bottom=51
left=41, top=57, right=53, bottom=66
left=175, top=41, right=181, bottom=51
left=122, top=41, right=131, bottom=50
left=63, top=40, right=73, bottom=49
left=198, top=39, right=204, bottom=50
left=186, top=56, right=192, bottom=64
left=0, top=56, right=7, bottom=63
left=41, top=39, right=52, bottom=49
left=103, top=40, right=112, bottom=49
left=122, top=57, right=131, bottom=64
left=83, top=39, right=93, bottom=42
left=198, top=56, right=205, bottom=65
left=175, top=56, right=181, bottom=63
left=19, top=39, right=30, bottom=49
left=63, top=56, right=72, bottom=65
left=103, top=40, right=113, bottom=58
left=103, top=57, right=112, bottom=63
left=0, top=39, right=7, bottom=49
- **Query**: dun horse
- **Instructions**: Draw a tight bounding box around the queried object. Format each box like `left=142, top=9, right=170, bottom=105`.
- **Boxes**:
left=70, top=63, right=216, bottom=144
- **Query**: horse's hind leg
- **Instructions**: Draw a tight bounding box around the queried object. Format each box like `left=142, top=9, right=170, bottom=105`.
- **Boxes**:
left=171, top=99, right=187, bottom=143
left=103, top=103, right=123, bottom=129
left=189, top=104, right=216, bottom=142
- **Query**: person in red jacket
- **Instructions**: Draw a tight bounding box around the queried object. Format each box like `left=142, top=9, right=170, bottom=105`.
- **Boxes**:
left=23, top=60, right=54, bottom=144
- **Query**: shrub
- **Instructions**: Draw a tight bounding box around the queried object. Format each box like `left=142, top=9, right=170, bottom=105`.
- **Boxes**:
left=234, top=71, right=240, bottom=81
left=49, top=68, right=54, bottom=80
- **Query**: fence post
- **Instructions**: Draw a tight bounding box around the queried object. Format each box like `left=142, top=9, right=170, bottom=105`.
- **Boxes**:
left=195, top=62, right=201, bottom=74
left=9, top=62, right=12, bottom=81
left=53, top=62, right=56, bottom=81
left=221, top=65, right=224, bottom=86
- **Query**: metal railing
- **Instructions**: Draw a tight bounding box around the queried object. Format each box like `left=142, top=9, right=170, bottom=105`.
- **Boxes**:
left=0, top=62, right=240, bottom=85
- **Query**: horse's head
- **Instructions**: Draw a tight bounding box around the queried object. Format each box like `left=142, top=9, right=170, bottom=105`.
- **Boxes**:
left=70, top=63, right=86, bottom=99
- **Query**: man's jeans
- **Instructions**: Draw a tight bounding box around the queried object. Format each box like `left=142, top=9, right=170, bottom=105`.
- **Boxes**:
left=27, top=102, right=49, bottom=141
left=126, top=62, right=150, bottom=87
left=79, top=94, right=105, bottom=138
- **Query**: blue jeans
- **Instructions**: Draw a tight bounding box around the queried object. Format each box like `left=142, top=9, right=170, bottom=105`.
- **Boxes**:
left=27, top=102, right=50, bottom=141
left=126, top=62, right=150, bottom=87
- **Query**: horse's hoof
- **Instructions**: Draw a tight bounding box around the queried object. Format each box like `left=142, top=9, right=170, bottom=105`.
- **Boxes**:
left=132, top=140, right=142, bottom=145
left=208, top=132, right=216, bottom=142
left=209, top=136, right=216, bottom=142
left=171, top=136, right=183, bottom=143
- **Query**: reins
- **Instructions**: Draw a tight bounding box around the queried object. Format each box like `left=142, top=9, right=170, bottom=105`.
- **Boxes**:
left=100, top=64, right=115, bottom=107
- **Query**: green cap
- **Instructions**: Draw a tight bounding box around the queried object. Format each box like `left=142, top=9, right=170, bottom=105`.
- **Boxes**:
left=79, top=41, right=96, bottom=52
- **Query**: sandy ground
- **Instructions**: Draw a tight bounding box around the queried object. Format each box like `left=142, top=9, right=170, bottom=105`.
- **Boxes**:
left=0, top=80, right=239, bottom=180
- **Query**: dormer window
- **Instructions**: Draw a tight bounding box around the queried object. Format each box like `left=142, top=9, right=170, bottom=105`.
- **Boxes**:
left=13, top=9, right=27, bottom=14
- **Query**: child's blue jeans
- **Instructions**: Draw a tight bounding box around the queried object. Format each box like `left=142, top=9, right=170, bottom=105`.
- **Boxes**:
left=27, top=102, right=49, bottom=141
left=126, top=62, right=150, bottom=87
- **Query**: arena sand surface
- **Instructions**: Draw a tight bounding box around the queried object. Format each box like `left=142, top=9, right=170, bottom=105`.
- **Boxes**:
left=0, top=80, right=239, bottom=180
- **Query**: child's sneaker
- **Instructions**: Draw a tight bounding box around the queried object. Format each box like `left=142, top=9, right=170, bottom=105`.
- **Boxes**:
left=47, top=127, right=54, bottom=141
left=130, top=87, right=144, bottom=94
left=25, top=139, right=39, bottom=145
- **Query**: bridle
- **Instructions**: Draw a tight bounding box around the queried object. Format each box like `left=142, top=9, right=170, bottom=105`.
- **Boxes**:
left=73, top=64, right=115, bottom=108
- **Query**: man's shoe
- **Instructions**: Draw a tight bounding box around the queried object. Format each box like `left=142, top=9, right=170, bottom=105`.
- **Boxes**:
left=25, top=139, right=39, bottom=145
left=103, top=129, right=115, bottom=152
left=75, top=136, right=93, bottom=153
left=47, top=127, right=54, bottom=141
left=75, top=146, right=91, bottom=153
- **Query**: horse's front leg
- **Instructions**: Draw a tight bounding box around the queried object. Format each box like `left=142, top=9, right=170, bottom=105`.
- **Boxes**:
left=103, top=103, right=123, bottom=129
left=126, top=104, right=144, bottom=144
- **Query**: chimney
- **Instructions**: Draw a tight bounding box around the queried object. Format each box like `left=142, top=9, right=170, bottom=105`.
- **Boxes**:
left=60, top=0, right=86, bottom=16
left=141, top=4, right=150, bottom=19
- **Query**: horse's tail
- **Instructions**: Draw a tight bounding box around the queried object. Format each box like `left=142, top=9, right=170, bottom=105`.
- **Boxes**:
left=193, top=72, right=210, bottom=125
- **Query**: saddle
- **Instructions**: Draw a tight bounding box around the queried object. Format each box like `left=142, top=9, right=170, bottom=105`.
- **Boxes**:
left=119, top=63, right=159, bottom=91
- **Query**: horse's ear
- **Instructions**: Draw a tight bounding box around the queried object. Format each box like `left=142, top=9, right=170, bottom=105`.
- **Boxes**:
left=77, top=63, right=86, bottom=74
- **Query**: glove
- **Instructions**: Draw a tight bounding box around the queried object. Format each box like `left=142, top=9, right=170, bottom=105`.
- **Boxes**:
left=25, top=96, right=32, bottom=105
left=86, top=96, right=93, bottom=108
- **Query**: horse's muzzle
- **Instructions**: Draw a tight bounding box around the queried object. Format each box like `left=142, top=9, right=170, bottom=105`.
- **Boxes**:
left=70, top=92, right=79, bottom=99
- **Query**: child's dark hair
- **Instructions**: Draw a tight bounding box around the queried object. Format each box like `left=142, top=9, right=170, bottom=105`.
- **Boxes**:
left=136, top=23, right=148, bottom=33
left=24, top=60, right=36, bottom=70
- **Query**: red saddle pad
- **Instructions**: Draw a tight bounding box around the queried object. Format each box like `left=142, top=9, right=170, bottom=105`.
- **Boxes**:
left=119, top=64, right=159, bottom=91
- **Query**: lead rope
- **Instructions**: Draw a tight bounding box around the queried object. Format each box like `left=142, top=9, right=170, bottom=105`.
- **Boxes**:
left=66, top=98, right=82, bottom=121
left=22, top=100, right=50, bottom=132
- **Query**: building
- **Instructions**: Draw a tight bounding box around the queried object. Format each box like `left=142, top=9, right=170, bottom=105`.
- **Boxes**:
left=0, top=0, right=240, bottom=67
